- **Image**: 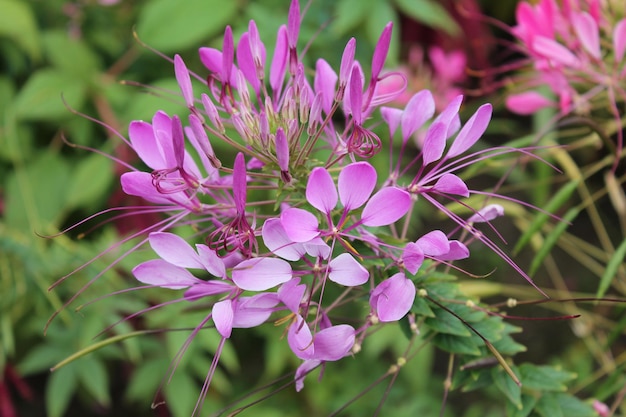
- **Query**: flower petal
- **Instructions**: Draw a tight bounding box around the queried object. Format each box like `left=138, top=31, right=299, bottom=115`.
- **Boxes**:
left=232, top=293, right=279, bottom=328
left=433, top=173, right=469, bottom=197
left=212, top=299, right=234, bottom=338
left=262, top=218, right=306, bottom=261
left=505, top=91, right=554, bottom=115
left=338, top=162, right=377, bottom=211
left=295, top=360, right=321, bottom=392
left=279, top=278, right=306, bottom=314
left=361, top=187, right=411, bottom=227
left=402, top=242, right=424, bottom=275
left=280, top=208, right=320, bottom=242
left=312, top=325, right=355, bottom=361
left=306, top=167, right=338, bottom=214
left=329, top=253, right=369, bottom=286
left=421, top=122, right=447, bottom=166
left=132, top=259, right=200, bottom=289
left=148, top=232, right=203, bottom=269
left=614, top=19, right=626, bottom=63
left=447, top=103, right=492, bottom=159
left=401, top=90, right=435, bottom=142
left=288, top=315, right=314, bottom=359
left=416, top=230, right=450, bottom=256
left=370, top=273, right=415, bottom=322
left=232, top=258, right=292, bottom=291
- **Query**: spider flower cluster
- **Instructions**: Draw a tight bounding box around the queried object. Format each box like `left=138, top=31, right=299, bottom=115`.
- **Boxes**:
left=505, top=0, right=626, bottom=169
left=80, top=0, right=539, bottom=412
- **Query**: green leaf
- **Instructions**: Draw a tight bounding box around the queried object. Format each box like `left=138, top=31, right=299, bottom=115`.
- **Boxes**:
left=164, top=371, right=198, bottom=417
left=42, top=30, right=102, bottom=79
left=136, top=0, right=238, bottom=53
left=126, top=358, right=169, bottom=403
left=77, top=357, right=111, bottom=407
left=425, top=306, right=471, bottom=337
left=555, top=393, right=596, bottom=417
left=66, top=153, right=114, bottom=210
left=597, top=238, right=626, bottom=298
left=393, top=0, right=459, bottom=35
left=122, top=78, right=185, bottom=124
left=433, top=333, right=481, bottom=355
left=331, top=0, right=371, bottom=36
left=411, top=296, right=435, bottom=317
left=506, top=393, right=538, bottom=417
left=519, top=363, right=575, bottom=392
left=492, top=366, right=522, bottom=410
left=14, top=69, right=87, bottom=121
left=0, top=0, right=41, bottom=60
left=529, top=207, right=580, bottom=276
left=514, top=179, right=579, bottom=254
left=536, top=392, right=563, bottom=417
left=46, top=364, right=78, bottom=417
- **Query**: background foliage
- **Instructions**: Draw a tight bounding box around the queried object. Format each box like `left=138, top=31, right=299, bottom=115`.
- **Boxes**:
left=1, top=0, right=624, bottom=416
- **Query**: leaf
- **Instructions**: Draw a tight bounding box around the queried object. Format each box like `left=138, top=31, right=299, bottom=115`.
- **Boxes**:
left=136, top=0, right=238, bottom=53
left=519, top=363, right=575, bottom=392
left=14, top=69, right=87, bottom=121
left=411, top=296, right=435, bottom=317
left=126, top=358, right=169, bottom=403
left=122, top=78, right=185, bottom=124
left=66, top=153, right=114, bottom=210
left=597, top=237, right=626, bottom=298
left=0, top=0, right=41, bottom=60
left=492, top=366, right=522, bottom=410
left=536, top=392, right=563, bottom=417
left=506, top=393, right=538, bottom=417
left=42, top=30, right=102, bottom=79
left=46, top=364, right=78, bottom=417
left=555, top=392, right=596, bottom=417
left=424, top=306, right=471, bottom=337
left=529, top=207, right=580, bottom=276
left=77, top=357, right=111, bottom=407
left=514, top=179, right=579, bottom=254
left=164, top=371, right=198, bottom=417
left=331, top=0, right=371, bottom=36
left=433, top=333, right=481, bottom=355
left=393, top=0, right=459, bottom=35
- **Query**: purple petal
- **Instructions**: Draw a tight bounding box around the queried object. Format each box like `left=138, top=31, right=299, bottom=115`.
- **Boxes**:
left=171, top=115, right=185, bottom=167
left=287, top=0, right=300, bottom=48
left=128, top=121, right=163, bottom=170
left=280, top=208, right=320, bottom=242
left=236, top=32, right=261, bottom=93
left=232, top=258, right=292, bottom=291
left=306, top=167, right=337, bottom=214
left=262, top=218, right=305, bottom=261
left=288, top=315, right=314, bottom=359
left=232, top=152, right=247, bottom=213
left=174, top=55, right=194, bottom=108
left=329, top=253, right=369, bottom=286
left=468, top=204, right=504, bottom=223
left=199, top=47, right=238, bottom=86
left=614, top=19, right=626, bottom=63
left=371, top=22, right=392, bottom=80
left=370, top=273, right=415, bottom=322
left=361, top=187, right=411, bottom=227
left=438, top=240, right=469, bottom=261
left=148, top=232, right=203, bottom=269
left=433, top=173, right=469, bottom=197
left=401, top=90, right=435, bottom=142
left=212, top=299, right=234, bottom=338
left=338, top=162, right=376, bottom=211
left=232, top=293, right=279, bottom=328
left=270, top=25, right=288, bottom=93
left=314, top=59, right=338, bottom=114
left=196, top=244, right=226, bottom=278
left=275, top=128, right=290, bottom=172
left=184, top=281, right=234, bottom=301
left=303, top=238, right=331, bottom=260
left=133, top=259, right=200, bottom=289
left=120, top=172, right=173, bottom=204
left=505, top=91, right=554, bottom=115
left=380, top=106, right=403, bottom=137
left=402, top=242, right=424, bottom=275
left=339, top=38, right=356, bottom=89
left=572, top=12, right=600, bottom=60
left=349, top=64, right=363, bottom=123
left=278, top=278, right=306, bottom=314
left=532, top=36, right=580, bottom=68
left=416, top=230, right=449, bottom=256
left=421, top=122, right=447, bottom=166
left=312, top=325, right=355, bottom=361
left=222, top=26, right=235, bottom=83
left=433, top=94, right=463, bottom=138
left=447, top=103, right=492, bottom=159
left=295, top=359, right=321, bottom=392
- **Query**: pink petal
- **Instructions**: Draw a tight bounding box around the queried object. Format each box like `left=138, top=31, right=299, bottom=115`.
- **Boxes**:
left=421, top=122, right=447, bottom=165
left=279, top=278, right=306, bottom=314
left=314, top=59, right=337, bottom=114
left=198, top=47, right=238, bottom=86
left=312, top=325, right=355, bottom=361
left=532, top=36, right=580, bottom=68
left=232, top=152, right=247, bottom=213
left=370, top=272, right=416, bottom=322
left=270, top=25, right=288, bottom=93
left=148, top=232, right=203, bottom=269
left=287, top=0, right=300, bottom=48
left=505, top=91, right=554, bottom=115
left=433, top=94, right=463, bottom=139
left=212, top=299, right=234, bottom=338
left=371, top=22, right=393, bottom=80
left=339, top=38, right=356, bottom=89
left=572, top=12, right=600, bottom=60
left=295, top=360, right=321, bottom=392
left=432, top=173, right=469, bottom=197
left=132, top=259, right=200, bottom=289
left=416, top=230, right=450, bottom=256
left=236, top=32, right=262, bottom=93
left=184, top=281, right=234, bottom=301
left=174, top=55, right=194, bottom=108
left=275, top=128, right=290, bottom=172
left=120, top=172, right=174, bottom=204
left=401, top=90, right=435, bottom=142
left=329, top=253, right=369, bottom=286
left=338, top=162, right=377, bottom=211
left=361, top=187, right=411, bottom=227
left=288, top=315, right=314, bottom=359
left=280, top=208, right=320, bottom=242
left=349, top=65, right=364, bottom=123
left=306, top=167, right=337, bottom=214
left=402, top=242, right=424, bottom=275
left=128, top=121, right=163, bottom=170
left=380, top=106, right=403, bottom=137
left=232, top=258, right=292, bottom=291
left=232, top=293, right=279, bottom=328
left=196, top=244, right=227, bottom=278
left=262, top=218, right=306, bottom=261
left=447, top=103, right=492, bottom=159
left=614, top=19, right=626, bottom=63
left=438, top=240, right=469, bottom=261
left=468, top=204, right=504, bottom=223
left=303, top=238, right=331, bottom=259
left=222, top=26, right=235, bottom=84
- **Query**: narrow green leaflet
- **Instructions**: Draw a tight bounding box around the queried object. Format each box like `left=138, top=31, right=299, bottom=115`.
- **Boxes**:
left=46, top=363, right=78, bottom=417
left=529, top=207, right=580, bottom=276
left=492, top=366, right=522, bottom=410
left=519, top=363, right=575, bottom=392
left=596, top=237, right=626, bottom=298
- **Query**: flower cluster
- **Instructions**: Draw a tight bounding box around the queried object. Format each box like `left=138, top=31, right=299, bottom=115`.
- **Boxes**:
left=505, top=0, right=626, bottom=170
left=70, top=0, right=546, bottom=413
